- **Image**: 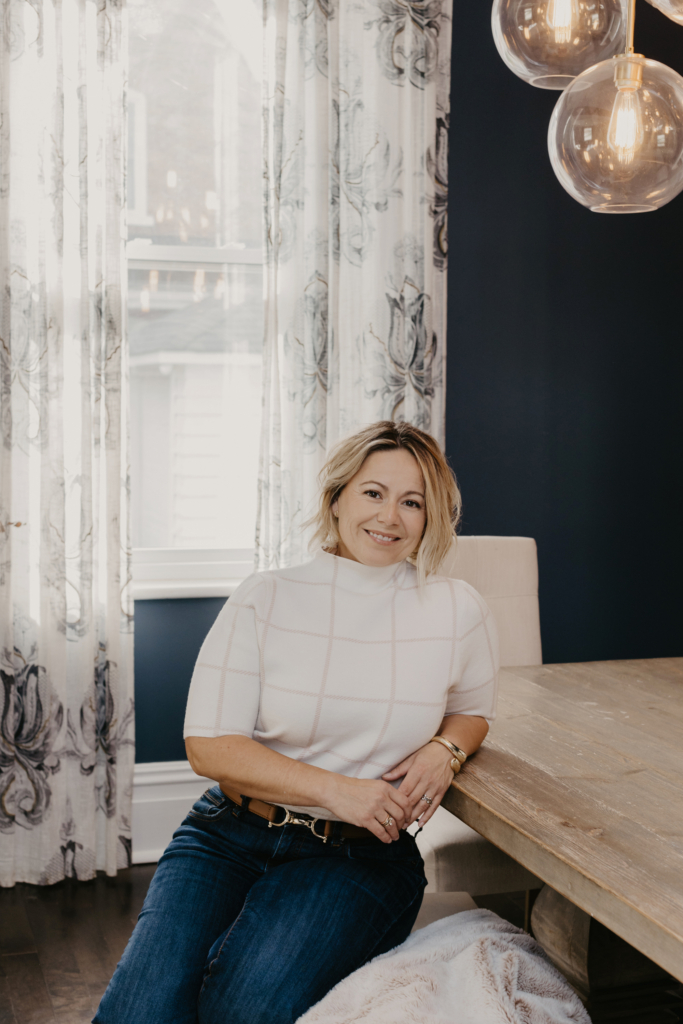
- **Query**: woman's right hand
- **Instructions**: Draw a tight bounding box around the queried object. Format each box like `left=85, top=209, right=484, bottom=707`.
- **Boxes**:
left=321, top=775, right=413, bottom=843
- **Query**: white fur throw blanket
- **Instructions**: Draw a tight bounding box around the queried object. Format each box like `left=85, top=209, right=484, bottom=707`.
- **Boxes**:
left=298, top=909, right=591, bottom=1024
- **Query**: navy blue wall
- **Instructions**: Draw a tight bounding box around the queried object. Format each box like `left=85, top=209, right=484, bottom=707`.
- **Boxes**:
left=445, top=0, right=683, bottom=665
left=134, top=598, right=225, bottom=763
left=134, top=2, right=683, bottom=762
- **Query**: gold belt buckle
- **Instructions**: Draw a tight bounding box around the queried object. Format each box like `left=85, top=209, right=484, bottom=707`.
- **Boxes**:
left=268, top=808, right=328, bottom=843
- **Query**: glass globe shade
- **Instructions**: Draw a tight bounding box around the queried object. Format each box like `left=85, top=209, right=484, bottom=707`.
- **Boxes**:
left=492, top=0, right=627, bottom=90
left=548, top=54, right=683, bottom=212
left=644, top=0, right=683, bottom=25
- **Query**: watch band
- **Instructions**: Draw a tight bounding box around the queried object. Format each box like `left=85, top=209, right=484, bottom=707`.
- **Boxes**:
left=429, top=735, right=467, bottom=774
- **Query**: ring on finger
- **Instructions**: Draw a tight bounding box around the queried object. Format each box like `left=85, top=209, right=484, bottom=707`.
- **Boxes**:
left=420, top=794, right=433, bottom=805
left=381, top=815, right=394, bottom=829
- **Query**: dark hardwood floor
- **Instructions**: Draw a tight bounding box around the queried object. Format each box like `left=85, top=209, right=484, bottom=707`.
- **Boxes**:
left=0, top=867, right=533, bottom=1024
left=5, top=872, right=678, bottom=1024
left=0, top=870, right=534, bottom=1024
left=0, top=865, right=156, bottom=1024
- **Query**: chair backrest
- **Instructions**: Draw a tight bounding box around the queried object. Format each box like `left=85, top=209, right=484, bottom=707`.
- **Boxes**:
left=439, top=536, right=542, bottom=667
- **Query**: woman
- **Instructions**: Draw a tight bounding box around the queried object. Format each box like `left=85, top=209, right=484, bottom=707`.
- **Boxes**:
left=94, top=421, right=499, bottom=1024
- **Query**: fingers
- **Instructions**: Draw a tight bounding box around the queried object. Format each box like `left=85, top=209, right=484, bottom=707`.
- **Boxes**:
left=396, top=743, right=455, bottom=806
left=377, top=795, right=411, bottom=840
left=375, top=811, right=400, bottom=842
left=367, top=818, right=393, bottom=843
left=349, top=780, right=417, bottom=842
left=399, top=770, right=427, bottom=802
left=392, top=769, right=426, bottom=822
left=407, top=779, right=448, bottom=825
left=400, top=770, right=437, bottom=810
left=388, top=792, right=414, bottom=835
left=415, top=803, right=438, bottom=829
left=410, top=793, right=435, bottom=823
left=371, top=799, right=405, bottom=842
left=382, top=755, right=414, bottom=781
left=383, top=784, right=412, bottom=825
left=397, top=756, right=445, bottom=800
left=399, top=758, right=456, bottom=823
left=368, top=784, right=413, bottom=841
left=412, top=789, right=446, bottom=828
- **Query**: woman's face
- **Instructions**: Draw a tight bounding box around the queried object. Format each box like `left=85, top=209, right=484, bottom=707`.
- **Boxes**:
left=331, top=449, right=427, bottom=566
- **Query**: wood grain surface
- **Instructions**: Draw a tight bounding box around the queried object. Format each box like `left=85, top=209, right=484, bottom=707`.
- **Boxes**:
left=441, top=658, right=683, bottom=982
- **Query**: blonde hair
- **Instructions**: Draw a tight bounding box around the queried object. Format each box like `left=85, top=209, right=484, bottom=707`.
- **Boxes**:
left=308, top=421, right=461, bottom=585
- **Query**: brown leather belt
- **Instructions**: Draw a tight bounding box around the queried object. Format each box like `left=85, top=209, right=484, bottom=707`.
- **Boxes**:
left=222, top=787, right=376, bottom=843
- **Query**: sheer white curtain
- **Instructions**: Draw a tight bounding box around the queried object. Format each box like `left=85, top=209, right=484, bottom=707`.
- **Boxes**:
left=0, top=0, right=133, bottom=886
left=257, top=0, right=451, bottom=570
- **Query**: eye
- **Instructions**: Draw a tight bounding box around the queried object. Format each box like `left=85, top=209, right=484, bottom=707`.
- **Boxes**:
left=364, top=490, right=381, bottom=499
left=403, top=500, right=423, bottom=509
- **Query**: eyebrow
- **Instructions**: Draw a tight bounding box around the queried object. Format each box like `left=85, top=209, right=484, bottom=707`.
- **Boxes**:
left=359, top=480, right=425, bottom=499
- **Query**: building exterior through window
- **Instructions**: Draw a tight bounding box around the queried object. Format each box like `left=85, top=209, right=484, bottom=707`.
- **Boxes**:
left=127, top=0, right=262, bottom=596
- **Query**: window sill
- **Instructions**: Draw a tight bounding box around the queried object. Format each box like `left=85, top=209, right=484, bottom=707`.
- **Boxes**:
left=133, top=580, right=245, bottom=601
left=126, top=241, right=263, bottom=268
left=132, top=548, right=254, bottom=601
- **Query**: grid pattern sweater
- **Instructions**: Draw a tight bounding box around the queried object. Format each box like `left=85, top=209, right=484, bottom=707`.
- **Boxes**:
left=184, top=549, right=500, bottom=818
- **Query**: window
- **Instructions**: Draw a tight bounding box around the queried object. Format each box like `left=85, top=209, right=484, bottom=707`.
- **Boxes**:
left=128, top=0, right=262, bottom=597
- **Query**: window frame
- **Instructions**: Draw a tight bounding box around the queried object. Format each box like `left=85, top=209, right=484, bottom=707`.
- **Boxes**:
left=128, top=241, right=263, bottom=600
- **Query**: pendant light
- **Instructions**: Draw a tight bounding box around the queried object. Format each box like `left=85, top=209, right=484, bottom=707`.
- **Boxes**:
left=644, top=0, right=683, bottom=24
left=547, top=0, right=683, bottom=211
left=492, top=0, right=627, bottom=90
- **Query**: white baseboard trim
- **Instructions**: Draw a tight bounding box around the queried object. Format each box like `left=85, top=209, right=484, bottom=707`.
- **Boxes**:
left=132, top=760, right=213, bottom=864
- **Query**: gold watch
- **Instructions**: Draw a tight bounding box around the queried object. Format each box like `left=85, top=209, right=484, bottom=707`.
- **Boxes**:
left=429, top=735, right=467, bottom=774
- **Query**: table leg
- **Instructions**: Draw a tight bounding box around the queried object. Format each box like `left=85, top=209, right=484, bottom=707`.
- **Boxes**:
left=530, top=886, right=683, bottom=1024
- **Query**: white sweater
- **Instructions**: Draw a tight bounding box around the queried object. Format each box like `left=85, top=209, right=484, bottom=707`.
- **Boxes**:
left=184, top=549, right=500, bottom=818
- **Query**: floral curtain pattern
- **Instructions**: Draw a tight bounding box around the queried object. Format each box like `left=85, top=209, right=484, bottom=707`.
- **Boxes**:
left=0, top=0, right=133, bottom=886
left=257, top=0, right=452, bottom=570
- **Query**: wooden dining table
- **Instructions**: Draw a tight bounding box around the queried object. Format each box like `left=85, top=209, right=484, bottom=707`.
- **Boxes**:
left=441, top=657, right=683, bottom=1019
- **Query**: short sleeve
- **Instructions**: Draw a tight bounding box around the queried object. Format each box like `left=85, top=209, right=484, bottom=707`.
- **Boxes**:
left=183, top=573, right=267, bottom=739
left=445, top=581, right=500, bottom=723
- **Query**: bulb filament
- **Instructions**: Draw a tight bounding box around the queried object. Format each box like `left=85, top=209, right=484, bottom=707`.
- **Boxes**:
left=546, top=0, right=578, bottom=44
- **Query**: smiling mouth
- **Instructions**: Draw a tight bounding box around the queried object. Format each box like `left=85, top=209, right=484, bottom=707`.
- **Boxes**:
left=365, top=530, right=401, bottom=545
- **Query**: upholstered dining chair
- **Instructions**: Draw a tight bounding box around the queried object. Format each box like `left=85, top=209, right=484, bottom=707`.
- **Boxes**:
left=415, top=536, right=543, bottom=898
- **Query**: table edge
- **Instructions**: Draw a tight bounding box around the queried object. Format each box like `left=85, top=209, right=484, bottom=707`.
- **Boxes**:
left=442, top=784, right=683, bottom=984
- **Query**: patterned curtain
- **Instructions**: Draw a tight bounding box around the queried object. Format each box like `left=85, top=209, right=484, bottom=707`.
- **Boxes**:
left=0, top=0, right=133, bottom=886
left=257, top=0, right=451, bottom=570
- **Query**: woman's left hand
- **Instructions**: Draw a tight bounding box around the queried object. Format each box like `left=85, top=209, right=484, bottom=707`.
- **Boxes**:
left=381, top=742, right=454, bottom=829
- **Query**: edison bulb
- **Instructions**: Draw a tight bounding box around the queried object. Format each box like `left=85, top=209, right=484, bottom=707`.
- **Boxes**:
left=607, top=90, right=643, bottom=164
left=606, top=59, right=645, bottom=165
left=492, top=0, right=627, bottom=90
left=644, top=0, right=683, bottom=25
left=548, top=55, right=683, bottom=212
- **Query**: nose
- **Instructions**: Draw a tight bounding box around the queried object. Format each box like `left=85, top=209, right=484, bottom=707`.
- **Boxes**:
left=376, top=500, right=400, bottom=526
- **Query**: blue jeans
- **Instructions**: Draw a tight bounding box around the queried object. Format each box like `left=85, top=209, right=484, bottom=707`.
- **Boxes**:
left=94, top=786, right=426, bottom=1024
